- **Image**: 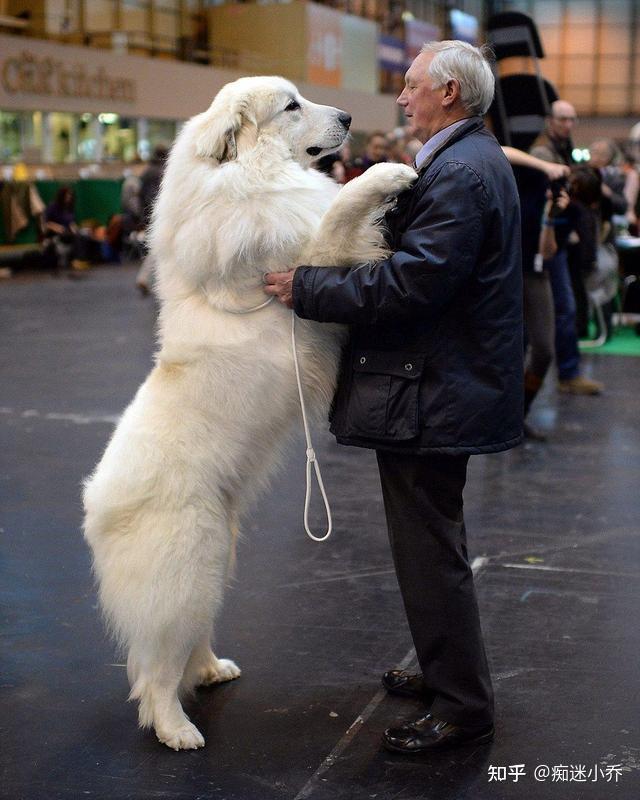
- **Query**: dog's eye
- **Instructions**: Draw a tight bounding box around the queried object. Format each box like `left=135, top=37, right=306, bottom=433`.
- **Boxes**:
left=285, top=100, right=301, bottom=112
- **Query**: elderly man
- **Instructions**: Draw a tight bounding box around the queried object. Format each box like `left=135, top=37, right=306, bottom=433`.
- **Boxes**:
left=265, top=40, right=523, bottom=753
left=531, top=101, right=604, bottom=394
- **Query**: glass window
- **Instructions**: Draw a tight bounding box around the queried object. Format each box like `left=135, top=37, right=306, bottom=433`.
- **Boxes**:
left=0, top=112, right=22, bottom=162
left=77, top=113, right=99, bottom=161
left=564, top=55, right=595, bottom=86
left=602, top=0, right=631, bottom=24
left=148, top=118, right=177, bottom=150
left=98, top=114, right=139, bottom=162
left=599, top=24, right=630, bottom=56
left=565, top=0, right=596, bottom=25
left=50, top=112, right=75, bottom=163
left=538, top=24, right=561, bottom=56
left=596, top=87, right=631, bottom=116
left=532, top=1, right=563, bottom=26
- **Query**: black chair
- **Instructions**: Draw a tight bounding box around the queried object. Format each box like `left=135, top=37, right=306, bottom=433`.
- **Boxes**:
left=486, top=11, right=556, bottom=151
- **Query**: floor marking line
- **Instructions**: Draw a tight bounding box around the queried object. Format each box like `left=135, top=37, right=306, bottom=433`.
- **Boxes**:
left=500, top=562, right=640, bottom=579
left=0, top=406, right=118, bottom=425
left=293, top=559, right=488, bottom=799
left=293, top=648, right=416, bottom=800
left=277, top=568, right=396, bottom=589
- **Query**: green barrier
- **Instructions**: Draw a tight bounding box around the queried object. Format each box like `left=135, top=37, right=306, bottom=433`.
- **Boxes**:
left=0, top=179, right=124, bottom=245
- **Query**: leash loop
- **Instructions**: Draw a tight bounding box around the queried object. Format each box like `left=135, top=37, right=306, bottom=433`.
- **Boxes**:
left=292, top=312, right=333, bottom=542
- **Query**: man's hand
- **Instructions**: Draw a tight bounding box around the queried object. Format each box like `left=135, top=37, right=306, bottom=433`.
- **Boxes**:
left=263, top=268, right=297, bottom=309
left=543, top=162, right=570, bottom=182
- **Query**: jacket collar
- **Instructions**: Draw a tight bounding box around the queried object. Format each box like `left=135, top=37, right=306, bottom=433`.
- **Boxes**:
left=416, top=116, right=484, bottom=174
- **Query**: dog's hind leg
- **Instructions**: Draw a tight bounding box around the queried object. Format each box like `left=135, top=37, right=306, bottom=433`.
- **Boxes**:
left=117, top=507, right=233, bottom=750
left=129, top=636, right=205, bottom=751
left=181, top=633, right=241, bottom=693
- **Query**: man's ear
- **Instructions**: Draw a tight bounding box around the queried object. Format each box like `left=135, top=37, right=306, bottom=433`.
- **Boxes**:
left=195, top=89, right=257, bottom=163
left=442, top=79, right=461, bottom=108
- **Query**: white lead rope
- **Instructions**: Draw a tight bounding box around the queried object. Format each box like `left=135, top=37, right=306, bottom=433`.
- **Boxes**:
left=224, top=296, right=275, bottom=314
left=290, top=312, right=333, bottom=542
left=220, top=289, right=332, bottom=542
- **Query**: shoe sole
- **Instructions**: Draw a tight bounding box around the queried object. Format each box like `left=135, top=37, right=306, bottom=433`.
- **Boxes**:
left=383, top=684, right=425, bottom=699
left=382, top=728, right=495, bottom=754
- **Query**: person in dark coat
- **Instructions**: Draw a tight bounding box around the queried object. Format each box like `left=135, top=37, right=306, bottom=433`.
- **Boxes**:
left=136, top=144, right=168, bottom=294
left=265, top=40, right=523, bottom=753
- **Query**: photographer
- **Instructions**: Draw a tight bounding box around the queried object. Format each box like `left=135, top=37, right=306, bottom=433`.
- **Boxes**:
left=531, top=100, right=604, bottom=395
left=510, top=157, right=570, bottom=438
left=566, top=166, right=613, bottom=339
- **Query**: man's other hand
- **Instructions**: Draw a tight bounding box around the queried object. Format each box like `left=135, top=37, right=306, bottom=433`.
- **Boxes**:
left=263, top=269, right=297, bottom=308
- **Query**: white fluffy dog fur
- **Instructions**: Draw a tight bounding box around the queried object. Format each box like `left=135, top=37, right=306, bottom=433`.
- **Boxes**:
left=83, top=75, right=416, bottom=750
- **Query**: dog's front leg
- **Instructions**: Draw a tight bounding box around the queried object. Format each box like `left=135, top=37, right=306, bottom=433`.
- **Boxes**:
left=310, top=163, right=417, bottom=266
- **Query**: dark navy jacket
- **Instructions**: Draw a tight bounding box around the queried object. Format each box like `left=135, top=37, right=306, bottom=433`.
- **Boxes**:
left=293, top=117, right=524, bottom=455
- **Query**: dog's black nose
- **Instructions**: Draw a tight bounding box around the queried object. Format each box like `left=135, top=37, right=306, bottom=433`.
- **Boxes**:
left=338, top=112, right=352, bottom=130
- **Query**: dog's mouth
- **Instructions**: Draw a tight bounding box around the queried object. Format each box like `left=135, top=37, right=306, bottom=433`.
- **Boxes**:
left=306, top=146, right=324, bottom=156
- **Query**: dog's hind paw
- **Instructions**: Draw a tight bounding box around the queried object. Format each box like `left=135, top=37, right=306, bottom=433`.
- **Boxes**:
left=157, top=720, right=205, bottom=751
left=199, top=657, right=241, bottom=686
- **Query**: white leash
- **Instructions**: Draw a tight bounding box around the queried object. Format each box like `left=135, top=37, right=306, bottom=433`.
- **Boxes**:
left=219, top=289, right=333, bottom=542
left=290, top=312, right=333, bottom=542
left=223, top=296, right=275, bottom=314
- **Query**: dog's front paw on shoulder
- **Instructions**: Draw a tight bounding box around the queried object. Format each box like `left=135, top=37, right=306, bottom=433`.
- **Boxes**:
left=348, top=162, right=417, bottom=202
left=367, top=162, right=418, bottom=194
left=199, top=657, right=241, bottom=686
left=157, top=720, right=205, bottom=751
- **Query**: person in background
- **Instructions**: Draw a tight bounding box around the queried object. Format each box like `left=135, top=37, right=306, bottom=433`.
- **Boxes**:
left=135, top=144, right=168, bottom=295
left=314, top=152, right=346, bottom=183
left=344, top=131, right=389, bottom=181
left=566, top=165, right=614, bottom=339
left=386, top=127, right=411, bottom=164
left=588, top=139, right=628, bottom=217
left=620, top=149, right=639, bottom=233
left=121, top=161, right=144, bottom=234
left=501, top=148, right=570, bottom=440
left=531, top=101, right=604, bottom=395
left=43, top=186, right=96, bottom=276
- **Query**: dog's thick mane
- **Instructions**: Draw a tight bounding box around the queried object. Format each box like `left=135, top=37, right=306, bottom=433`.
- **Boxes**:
left=151, top=120, right=338, bottom=306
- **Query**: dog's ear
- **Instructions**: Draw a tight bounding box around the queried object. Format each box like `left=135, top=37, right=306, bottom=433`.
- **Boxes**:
left=195, top=91, right=257, bottom=163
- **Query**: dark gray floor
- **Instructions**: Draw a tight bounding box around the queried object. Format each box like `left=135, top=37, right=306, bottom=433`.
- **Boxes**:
left=1, top=265, right=639, bottom=800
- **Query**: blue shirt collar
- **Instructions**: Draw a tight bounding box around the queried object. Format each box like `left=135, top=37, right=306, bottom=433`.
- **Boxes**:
left=415, top=118, right=472, bottom=169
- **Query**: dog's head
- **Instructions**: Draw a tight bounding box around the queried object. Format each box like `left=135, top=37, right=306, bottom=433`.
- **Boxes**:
left=194, top=76, right=351, bottom=166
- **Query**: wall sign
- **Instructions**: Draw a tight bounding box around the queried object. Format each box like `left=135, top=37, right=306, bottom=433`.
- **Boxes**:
left=1, top=50, right=136, bottom=102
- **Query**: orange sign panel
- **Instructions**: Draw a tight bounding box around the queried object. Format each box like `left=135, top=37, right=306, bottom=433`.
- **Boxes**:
left=306, top=3, right=343, bottom=88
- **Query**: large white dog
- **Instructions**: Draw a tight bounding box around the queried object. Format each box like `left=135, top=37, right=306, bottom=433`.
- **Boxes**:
left=83, top=75, right=416, bottom=750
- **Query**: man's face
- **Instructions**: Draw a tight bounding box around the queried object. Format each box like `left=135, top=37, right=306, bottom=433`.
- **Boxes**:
left=397, top=53, right=445, bottom=143
left=549, top=102, right=577, bottom=141
left=588, top=140, right=612, bottom=168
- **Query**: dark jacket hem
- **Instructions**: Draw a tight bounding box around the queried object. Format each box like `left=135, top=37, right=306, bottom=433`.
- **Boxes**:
left=332, top=432, right=524, bottom=456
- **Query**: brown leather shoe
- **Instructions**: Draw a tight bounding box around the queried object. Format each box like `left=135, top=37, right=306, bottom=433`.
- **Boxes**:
left=558, top=375, right=604, bottom=395
left=524, top=421, right=548, bottom=441
left=382, top=713, right=494, bottom=753
left=381, top=670, right=427, bottom=699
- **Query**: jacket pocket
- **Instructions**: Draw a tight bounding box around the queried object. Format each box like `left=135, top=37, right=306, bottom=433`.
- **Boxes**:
left=345, top=350, right=424, bottom=440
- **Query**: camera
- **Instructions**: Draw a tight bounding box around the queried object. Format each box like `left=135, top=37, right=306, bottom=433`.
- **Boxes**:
left=550, top=177, right=569, bottom=200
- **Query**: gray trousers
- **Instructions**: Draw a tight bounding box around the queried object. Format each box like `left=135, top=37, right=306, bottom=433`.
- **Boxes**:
left=376, top=449, right=494, bottom=727
left=523, top=270, right=555, bottom=379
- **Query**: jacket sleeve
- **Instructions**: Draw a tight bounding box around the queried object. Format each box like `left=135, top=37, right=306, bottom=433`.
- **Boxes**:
left=293, top=161, right=487, bottom=326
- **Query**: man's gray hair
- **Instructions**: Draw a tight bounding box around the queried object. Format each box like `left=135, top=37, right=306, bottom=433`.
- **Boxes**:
left=421, top=40, right=495, bottom=116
